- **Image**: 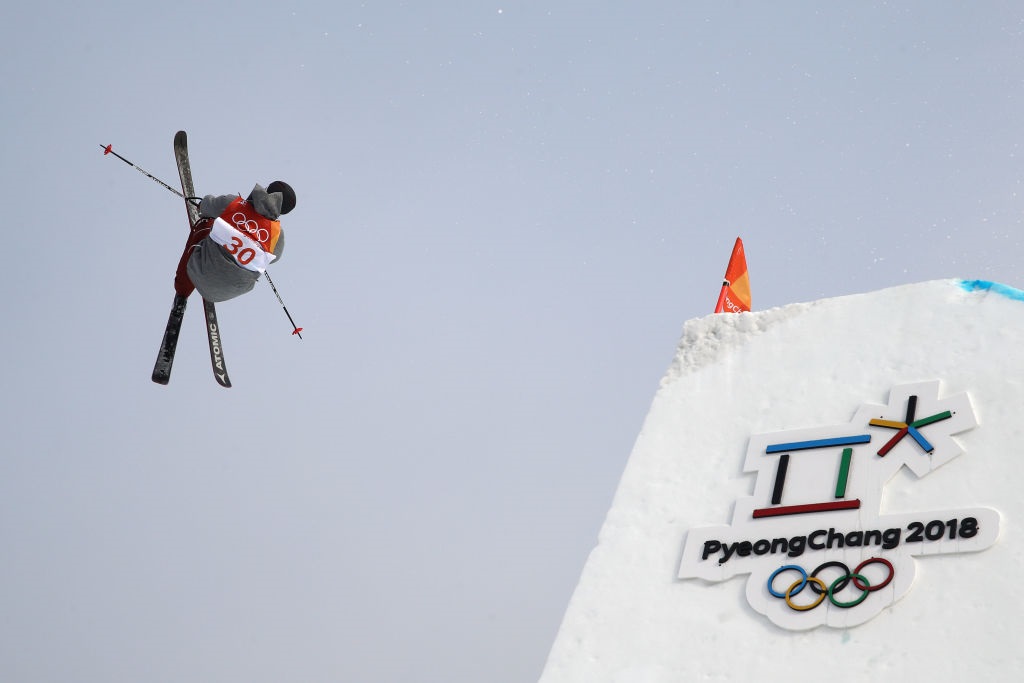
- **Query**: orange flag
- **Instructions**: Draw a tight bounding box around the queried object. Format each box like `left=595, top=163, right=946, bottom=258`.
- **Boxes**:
left=714, top=237, right=751, bottom=313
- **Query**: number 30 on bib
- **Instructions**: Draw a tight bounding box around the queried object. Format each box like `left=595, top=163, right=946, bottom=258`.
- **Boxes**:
left=209, top=218, right=277, bottom=273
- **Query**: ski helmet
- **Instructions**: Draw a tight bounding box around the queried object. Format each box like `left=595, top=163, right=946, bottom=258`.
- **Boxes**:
left=267, top=180, right=296, bottom=215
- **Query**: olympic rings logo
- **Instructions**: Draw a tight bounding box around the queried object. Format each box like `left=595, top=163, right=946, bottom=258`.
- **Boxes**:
left=767, top=558, right=894, bottom=611
left=231, top=211, right=270, bottom=244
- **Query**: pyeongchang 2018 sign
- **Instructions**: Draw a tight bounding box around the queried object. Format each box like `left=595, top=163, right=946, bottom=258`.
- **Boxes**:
left=677, top=381, right=1000, bottom=630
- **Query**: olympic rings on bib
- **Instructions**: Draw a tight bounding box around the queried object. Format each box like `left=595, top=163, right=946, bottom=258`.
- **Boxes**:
left=231, top=211, right=270, bottom=244
left=766, top=558, right=895, bottom=611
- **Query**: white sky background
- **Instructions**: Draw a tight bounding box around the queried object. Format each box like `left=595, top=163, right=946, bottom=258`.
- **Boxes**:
left=2, top=2, right=1024, bottom=682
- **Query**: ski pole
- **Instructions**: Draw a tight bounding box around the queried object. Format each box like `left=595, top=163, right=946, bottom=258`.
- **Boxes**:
left=100, top=143, right=202, bottom=205
left=101, top=143, right=192, bottom=198
left=263, top=271, right=304, bottom=339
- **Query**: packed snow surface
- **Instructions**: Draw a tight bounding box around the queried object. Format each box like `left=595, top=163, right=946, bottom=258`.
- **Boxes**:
left=541, top=279, right=1024, bottom=683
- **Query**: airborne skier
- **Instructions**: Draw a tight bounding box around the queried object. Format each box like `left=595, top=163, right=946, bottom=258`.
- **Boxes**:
left=173, top=181, right=296, bottom=303
left=102, top=131, right=301, bottom=386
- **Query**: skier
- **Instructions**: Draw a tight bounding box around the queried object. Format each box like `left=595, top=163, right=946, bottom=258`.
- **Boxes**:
left=173, top=181, right=296, bottom=303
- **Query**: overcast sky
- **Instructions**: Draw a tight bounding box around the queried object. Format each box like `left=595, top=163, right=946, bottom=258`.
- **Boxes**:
left=3, top=2, right=1024, bottom=682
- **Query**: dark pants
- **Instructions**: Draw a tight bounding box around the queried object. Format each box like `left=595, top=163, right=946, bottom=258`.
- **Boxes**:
left=173, top=218, right=213, bottom=297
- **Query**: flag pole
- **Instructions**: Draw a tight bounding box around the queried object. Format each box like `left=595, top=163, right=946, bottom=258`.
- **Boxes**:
left=714, top=280, right=729, bottom=313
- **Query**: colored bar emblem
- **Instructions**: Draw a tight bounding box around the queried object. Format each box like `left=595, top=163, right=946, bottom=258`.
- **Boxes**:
left=755, top=435, right=870, bottom=518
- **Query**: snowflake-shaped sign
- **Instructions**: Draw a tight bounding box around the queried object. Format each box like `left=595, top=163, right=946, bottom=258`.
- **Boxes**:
left=677, top=381, right=1000, bottom=630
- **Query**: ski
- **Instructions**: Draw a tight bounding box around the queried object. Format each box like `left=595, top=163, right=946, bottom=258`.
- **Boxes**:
left=152, top=293, right=188, bottom=385
left=174, top=131, right=232, bottom=388
left=177, top=133, right=233, bottom=387
left=150, top=131, right=232, bottom=387
left=203, top=299, right=230, bottom=386
left=173, top=130, right=200, bottom=225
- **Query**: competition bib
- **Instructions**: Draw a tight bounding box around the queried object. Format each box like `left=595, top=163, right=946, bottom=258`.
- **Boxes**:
left=209, top=217, right=277, bottom=273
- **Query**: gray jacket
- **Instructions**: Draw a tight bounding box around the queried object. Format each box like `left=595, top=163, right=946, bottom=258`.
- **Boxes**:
left=186, top=184, right=287, bottom=302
